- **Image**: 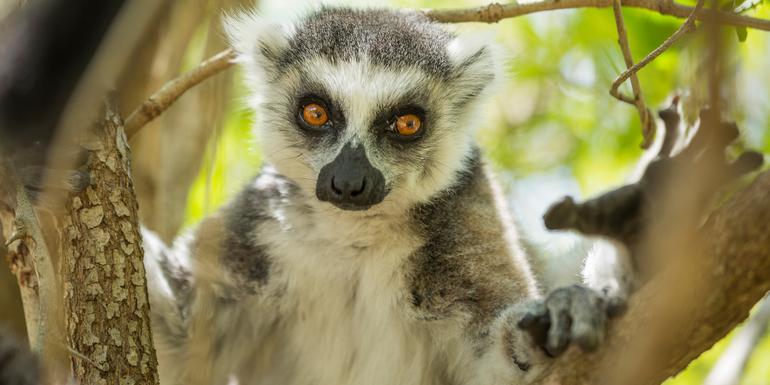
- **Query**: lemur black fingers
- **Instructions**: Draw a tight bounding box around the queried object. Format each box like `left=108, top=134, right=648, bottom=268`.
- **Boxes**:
left=567, top=286, right=606, bottom=352
left=19, top=166, right=91, bottom=194
left=519, top=285, right=608, bottom=358
left=605, top=295, right=629, bottom=318
left=542, top=196, right=577, bottom=231
left=544, top=288, right=572, bottom=357
left=657, top=96, right=681, bottom=158
left=517, top=302, right=549, bottom=350
left=726, top=151, right=763, bottom=180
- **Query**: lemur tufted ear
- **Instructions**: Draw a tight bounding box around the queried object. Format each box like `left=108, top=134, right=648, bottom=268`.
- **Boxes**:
left=445, top=32, right=503, bottom=108
left=224, top=10, right=293, bottom=79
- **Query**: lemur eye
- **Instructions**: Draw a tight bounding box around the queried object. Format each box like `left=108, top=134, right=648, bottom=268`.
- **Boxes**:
left=302, top=103, right=329, bottom=127
left=395, top=114, right=422, bottom=136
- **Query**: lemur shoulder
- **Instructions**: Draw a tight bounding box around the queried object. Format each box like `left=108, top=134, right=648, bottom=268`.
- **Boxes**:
left=144, top=6, right=615, bottom=385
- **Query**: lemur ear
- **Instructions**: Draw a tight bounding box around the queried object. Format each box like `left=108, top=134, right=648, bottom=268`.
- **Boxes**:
left=446, top=33, right=502, bottom=108
left=224, top=10, right=292, bottom=78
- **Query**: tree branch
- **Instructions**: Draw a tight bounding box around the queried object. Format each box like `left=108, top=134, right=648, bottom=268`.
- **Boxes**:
left=610, top=0, right=704, bottom=112
left=124, top=48, right=237, bottom=139
left=60, top=98, right=159, bottom=384
left=610, top=0, right=656, bottom=148
left=0, top=169, right=56, bottom=352
left=423, top=0, right=770, bottom=31
left=533, top=170, right=770, bottom=385
left=0, top=161, right=63, bottom=378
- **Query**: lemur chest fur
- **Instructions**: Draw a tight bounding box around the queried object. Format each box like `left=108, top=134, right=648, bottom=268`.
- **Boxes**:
left=261, top=221, right=435, bottom=385
left=175, top=162, right=533, bottom=385
left=190, top=169, right=445, bottom=385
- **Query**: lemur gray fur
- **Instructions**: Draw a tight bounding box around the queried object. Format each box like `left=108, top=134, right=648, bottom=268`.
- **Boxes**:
left=143, top=6, right=616, bottom=385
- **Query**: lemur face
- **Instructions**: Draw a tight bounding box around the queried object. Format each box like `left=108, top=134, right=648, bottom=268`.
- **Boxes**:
left=227, top=7, right=498, bottom=212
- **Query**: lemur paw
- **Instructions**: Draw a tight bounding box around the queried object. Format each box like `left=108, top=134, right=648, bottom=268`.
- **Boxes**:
left=517, top=285, right=609, bottom=357
left=542, top=196, right=578, bottom=231
left=4, top=142, right=91, bottom=204
left=0, top=328, right=39, bottom=385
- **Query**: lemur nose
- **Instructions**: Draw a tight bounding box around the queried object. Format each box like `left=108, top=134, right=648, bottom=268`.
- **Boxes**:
left=316, top=143, right=386, bottom=211
left=330, top=176, right=367, bottom=198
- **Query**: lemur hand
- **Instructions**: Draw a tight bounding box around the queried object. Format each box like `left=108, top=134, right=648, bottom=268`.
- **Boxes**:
left=517, top=285, right=609, bottom=357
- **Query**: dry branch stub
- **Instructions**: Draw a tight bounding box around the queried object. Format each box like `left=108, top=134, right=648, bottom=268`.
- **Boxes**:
left=124, top=48, right=237, bottom=139
left=59, top=100, right=159, bottom=385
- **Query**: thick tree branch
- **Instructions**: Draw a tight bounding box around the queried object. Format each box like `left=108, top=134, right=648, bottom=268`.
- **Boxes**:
left=124, top=48, right=237, bottom=139
left=423, top=0, right=770, bottom=31
left=534, top=170, right=770, bottom=385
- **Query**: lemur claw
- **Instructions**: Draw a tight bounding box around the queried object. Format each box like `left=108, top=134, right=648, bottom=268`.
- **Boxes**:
left=518, top=285, right=610, bottom=357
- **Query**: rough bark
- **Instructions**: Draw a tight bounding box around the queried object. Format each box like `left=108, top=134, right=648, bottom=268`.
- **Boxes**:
left=533, top=170, right=770, bottom=385
left=58, top=100, right=159, bottom=385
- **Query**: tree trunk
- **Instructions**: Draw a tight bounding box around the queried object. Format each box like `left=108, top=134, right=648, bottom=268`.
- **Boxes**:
left=58, top=100, right=159, bottom=385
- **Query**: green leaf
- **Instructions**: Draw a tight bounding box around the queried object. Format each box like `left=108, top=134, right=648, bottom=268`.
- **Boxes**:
left=735, top=26, right=748, bottom=42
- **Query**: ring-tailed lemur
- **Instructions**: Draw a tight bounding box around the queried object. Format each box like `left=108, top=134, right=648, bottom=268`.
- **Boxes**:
left=144, top=6, right=618, bottom=385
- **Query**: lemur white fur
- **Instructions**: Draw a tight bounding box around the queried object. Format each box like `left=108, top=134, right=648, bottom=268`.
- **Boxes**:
left=144, top=6, right=614, bottom=385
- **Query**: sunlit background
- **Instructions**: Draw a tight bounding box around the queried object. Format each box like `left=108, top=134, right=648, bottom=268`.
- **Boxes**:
left=155, top=0, right=770, bottom=383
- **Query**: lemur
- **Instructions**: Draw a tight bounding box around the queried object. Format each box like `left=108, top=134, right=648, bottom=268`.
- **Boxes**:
left=142, top=6, right=620, bottom=385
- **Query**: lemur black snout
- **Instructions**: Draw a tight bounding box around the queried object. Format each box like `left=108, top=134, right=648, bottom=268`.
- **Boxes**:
left=316, top=143, right=386, bottom=210
left=330, top=176, right=366, bottom=197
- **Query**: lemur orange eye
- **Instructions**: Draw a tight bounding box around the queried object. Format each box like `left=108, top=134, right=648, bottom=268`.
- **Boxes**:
left=302, top=103, right=329, bottom=126
left=395, top=114, right=421, bottom=136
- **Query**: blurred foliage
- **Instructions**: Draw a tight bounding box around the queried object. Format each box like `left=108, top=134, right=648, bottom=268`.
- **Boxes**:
left=181, top=0, right=770, bottom=383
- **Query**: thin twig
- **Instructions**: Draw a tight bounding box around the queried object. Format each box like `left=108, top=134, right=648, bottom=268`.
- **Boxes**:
left=611, top=0, right=655, bottom=148
left=48, top=324, right=106, bottom=372
left=64, top=344, right=108, bottom=372
left=423, top=0, right=770, bottom=31
left=609, top=0, right=706, bottom=102
left=124, top=48, right=237, bottom=139
left=609, top=0, right=705, bottom=137
left=706, top=0, right=724, bottom=117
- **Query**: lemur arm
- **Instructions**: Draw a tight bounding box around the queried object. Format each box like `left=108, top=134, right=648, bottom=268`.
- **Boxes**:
left=406, top=162, right=612, bottom=384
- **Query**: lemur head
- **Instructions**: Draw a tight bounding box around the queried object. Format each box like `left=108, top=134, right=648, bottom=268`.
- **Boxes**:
left=226, top=6, right=499, bottom=213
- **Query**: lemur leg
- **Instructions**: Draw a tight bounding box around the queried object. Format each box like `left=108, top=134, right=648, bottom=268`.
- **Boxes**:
left=3, top=143, right=91, bottom=207
left=542, top=105, right=763, bottom=308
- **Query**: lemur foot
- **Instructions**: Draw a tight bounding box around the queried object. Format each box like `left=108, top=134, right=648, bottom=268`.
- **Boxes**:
left=3, top=143, right=91, bottom=205
left=0, top=328, right=39, bottom=385
left=518, top=285, right=609, bottom=357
